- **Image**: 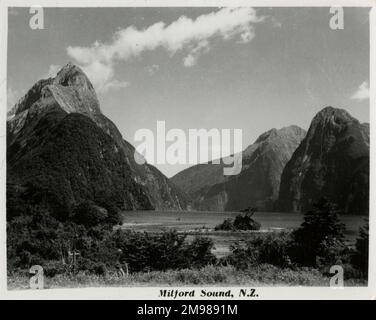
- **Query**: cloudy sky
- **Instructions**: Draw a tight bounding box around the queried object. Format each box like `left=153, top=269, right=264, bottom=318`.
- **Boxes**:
left=7, top=7, right=370, bottom=177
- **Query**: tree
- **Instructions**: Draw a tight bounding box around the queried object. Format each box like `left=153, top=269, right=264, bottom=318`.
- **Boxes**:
left=215, top=213, right=261, bottom=231
left=233, top=214, right=261, bottom=231
left=291, top=198, right=345, bottom=266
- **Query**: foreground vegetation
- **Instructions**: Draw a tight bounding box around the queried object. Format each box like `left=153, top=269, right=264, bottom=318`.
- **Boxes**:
left=7, top=196, right=369, bottom=289
left=8, top=264, right=366, bottom=290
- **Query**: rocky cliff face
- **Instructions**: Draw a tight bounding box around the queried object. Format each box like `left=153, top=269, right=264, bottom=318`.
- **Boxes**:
left=7, top=63, right=188, bottom=216
left=278, top=107, right=369, bottom=214
left=171, top=125, right=306, bottom=211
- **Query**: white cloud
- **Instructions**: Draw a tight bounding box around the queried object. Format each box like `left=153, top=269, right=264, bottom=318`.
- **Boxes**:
left=43, top=64, right=61, bottom=79
left=84, top=62, right=129, bottom=93
left=351, top=81, right=369, bottom=101
left=67, top=7, right=263, bottom=92
left=80, top=60, right=115, bottom=92
left=183, top=40, right=210, bottom=67
left=183, top=55, right=196, bottom=68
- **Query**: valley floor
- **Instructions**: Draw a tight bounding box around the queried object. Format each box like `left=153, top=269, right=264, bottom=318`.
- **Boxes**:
left=8, top=265, right=366, bottom=290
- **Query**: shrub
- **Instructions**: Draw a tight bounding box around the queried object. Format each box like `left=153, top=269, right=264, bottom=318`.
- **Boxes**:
left=227, top=232, right=293, bottom=269
left=7, top=207, right=64, bottom=269
left=185, top=237, right=217, bottom=268
left=315, top=238, right=349, bottom=271
left=110, top=230, right=217, bottom=272
left=93, top=262, right=108, bottom=276
left=255, top=232, right=293, bottom=267
left=215, top=214, right=261, bottom=231
left=233, top=214, right=261, bottom=231
left=110, top=230, right=186, bottom=272
left=226, top=241, right=258, bottom=270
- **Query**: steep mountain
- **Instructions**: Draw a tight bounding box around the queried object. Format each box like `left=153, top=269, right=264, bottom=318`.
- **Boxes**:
left=7, top=63, right=188, bottom=219
left=278, top=106, right=369, bottom=215
left=171, top=125, right=306, bottom=211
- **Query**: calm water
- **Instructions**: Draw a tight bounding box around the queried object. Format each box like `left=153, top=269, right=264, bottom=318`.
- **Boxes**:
left=121, top=210, right=366, bottom=233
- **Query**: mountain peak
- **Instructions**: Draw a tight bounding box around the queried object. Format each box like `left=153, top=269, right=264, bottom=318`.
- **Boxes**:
left=312, top=106, right=355, bottom=125
left=254, top=125, right=306, bottom=144
left=294, top=106, right=356, bottom=150
left=53, top=63, right=95, bottom=92
left=7, top=63, right=188, bottom=212
left=173, top=124, right=306, bottom=211
left=8, top=62, right=101, bottom=122
left=255, top=128, right=277, bottom=143
left=54, top=62, right=79, bottom=78
left=278, top=106, right=369, bottom=214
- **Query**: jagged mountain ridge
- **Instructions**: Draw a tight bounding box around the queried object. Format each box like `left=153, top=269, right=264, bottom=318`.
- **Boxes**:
left=7, top=63, right=188, bottom=214
left=278, top=106, right=369, bottom=214
left=171, top=125, right=307, bottom=211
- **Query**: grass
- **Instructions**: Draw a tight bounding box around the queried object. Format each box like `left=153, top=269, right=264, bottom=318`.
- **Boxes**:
left=7, top=264, right=366, bottom=290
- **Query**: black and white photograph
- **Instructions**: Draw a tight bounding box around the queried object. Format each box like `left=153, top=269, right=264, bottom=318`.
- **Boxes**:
left=1, top=0, right=374, bottom=299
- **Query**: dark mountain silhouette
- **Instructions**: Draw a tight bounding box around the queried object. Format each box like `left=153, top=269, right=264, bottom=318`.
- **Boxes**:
left=278, top=106, right=369, bottom=215
left=7, top=63, right=188, bottom=220
left=171, top=125, right=306, bottom=211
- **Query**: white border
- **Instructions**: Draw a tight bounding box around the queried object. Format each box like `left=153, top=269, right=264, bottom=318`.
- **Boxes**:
left=0, top=0, right=375, bottom=300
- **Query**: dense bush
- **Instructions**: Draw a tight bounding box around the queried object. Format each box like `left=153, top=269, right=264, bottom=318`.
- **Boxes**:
left=185, top=237, right=217, bottom=268
left=7, top=206, right=65, bottom=268
left=110, top=230, right=217, bottom=272
left=226, top=232, right=293, bottom=269
left=7, top=203, right=217, bottom=276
